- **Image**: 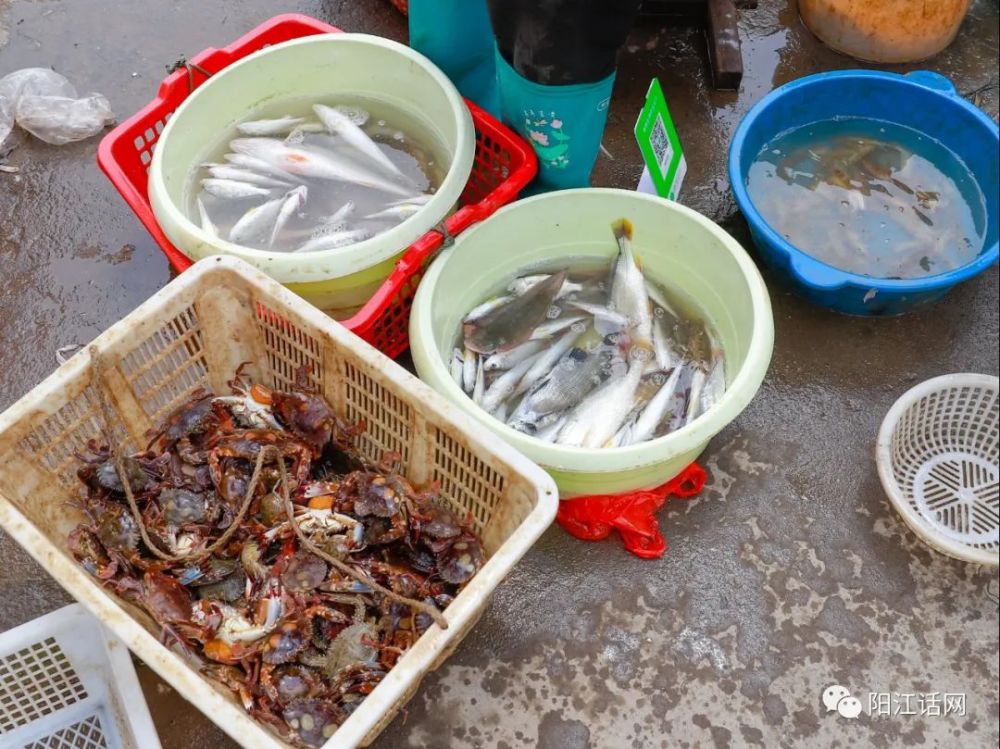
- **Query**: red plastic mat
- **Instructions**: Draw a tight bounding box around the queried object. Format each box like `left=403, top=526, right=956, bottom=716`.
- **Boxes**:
left=97, top=13, right=537, bottom=359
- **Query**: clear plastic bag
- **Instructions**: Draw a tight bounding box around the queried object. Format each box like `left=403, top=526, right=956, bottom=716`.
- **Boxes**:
left=0, top=68, right=113, bottom=147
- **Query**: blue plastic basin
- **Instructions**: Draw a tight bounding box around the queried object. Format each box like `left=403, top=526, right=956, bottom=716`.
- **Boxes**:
left=729, top=70, right=999, bottom=315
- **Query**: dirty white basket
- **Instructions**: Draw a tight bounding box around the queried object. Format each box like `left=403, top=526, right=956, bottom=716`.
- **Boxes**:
left=0, top=256, right=558, bottom=749
left=0, top=604, right=159, bottom=749
left=876, top=373, right=999, bottom=566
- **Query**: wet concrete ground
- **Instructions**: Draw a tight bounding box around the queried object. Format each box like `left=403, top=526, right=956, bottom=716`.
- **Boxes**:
left=1, top=1, right=998, bottom=747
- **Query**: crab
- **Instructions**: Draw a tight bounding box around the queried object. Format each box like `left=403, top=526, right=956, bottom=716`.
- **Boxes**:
left=207, top=429, right=313, bottom=497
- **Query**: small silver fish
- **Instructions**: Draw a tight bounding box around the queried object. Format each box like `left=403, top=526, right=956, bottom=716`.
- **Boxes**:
left=464, top=295, right=515, bottom=324
left=237, top=116, right=306, bottom=136
left=201, top=178, right=271, bottom=200
left=611, top=219, right=653, bottom=345
left=365, top=203, right=423, bottom=221
left=557, top=352, right=648, bottom=448
left=533, top=414, right=568, bottom=442
left=701, top=352, right=725, bottom=415
left=514, top=328, right=580, bottom=397
left=450, top=348, right=464, bottom=386
left=463, top=347, right=477, bottom=393
left=223, top=152, right=303, bottom=182
left=269, top=185, right=308, bottom=247
left=228, top=194, right=286, bottom=245
left=529, top=315, right=586, bottom=341
left=568, top=301, right=630, bottom=330
left=387, top=194, right=432, bottom=207
left=229, top=138, right=413, bottom=197
left=313, top=104, right=407, bottom=180
left=480, top=351, right=542, bottom=414
left=508, top=275, right=585, bottom=298
left=630, top=366, right=683, bottom=445
left=207, top=165, right=293, bottom=188
left=196, top=197, right=217, bottom=237
left=652, top=313, right=675, bottom=371
left=484, top=339, right=545, bottom=371
left=472, top=357, right=485, bottom=405
left=293, top=228, right=373, bottom=253
left=685, top=367, right=708, bottom=424
left=512, top=346, right=604, bottom=426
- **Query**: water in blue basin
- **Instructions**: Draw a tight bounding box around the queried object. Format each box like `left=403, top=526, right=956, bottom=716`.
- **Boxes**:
left=746, top=117, right=987, bottom=280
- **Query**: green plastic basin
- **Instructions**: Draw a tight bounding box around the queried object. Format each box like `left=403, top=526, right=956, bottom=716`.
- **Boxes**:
left=410, top=188, right=774, bottom=497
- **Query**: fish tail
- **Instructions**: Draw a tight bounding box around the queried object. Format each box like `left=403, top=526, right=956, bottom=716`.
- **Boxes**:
left=611, top=218, right=633, bottom=242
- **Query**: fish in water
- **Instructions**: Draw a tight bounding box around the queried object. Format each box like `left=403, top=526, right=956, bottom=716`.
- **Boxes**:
left=313, top=104, right=408, bottom=181
left=463, top=271, right=568, bottom=354
left=450, top=218, right=727, bottom=449
left=229, top=138, right=414, bottom=198
left=237, top=116, right=306, bottom=136
left=201, top=178, right=272, bottom=200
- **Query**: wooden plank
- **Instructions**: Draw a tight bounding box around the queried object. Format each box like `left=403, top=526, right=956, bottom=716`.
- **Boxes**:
left=706, top=0, right=743, bottom=90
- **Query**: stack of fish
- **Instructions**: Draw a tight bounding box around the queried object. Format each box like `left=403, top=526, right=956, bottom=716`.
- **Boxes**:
left=192, top=103, right=438, bottom=254
left=451, top=219, right=726, bottom=449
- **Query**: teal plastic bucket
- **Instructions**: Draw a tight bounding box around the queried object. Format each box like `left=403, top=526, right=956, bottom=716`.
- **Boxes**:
left=410, top=188, right=774, bottom=496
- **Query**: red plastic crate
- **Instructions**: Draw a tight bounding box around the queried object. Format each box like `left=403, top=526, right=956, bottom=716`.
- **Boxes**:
left=97, top=13, right=537, bottom=359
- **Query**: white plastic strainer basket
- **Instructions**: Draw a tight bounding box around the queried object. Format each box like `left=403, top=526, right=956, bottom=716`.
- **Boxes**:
left=0, top=604, right=159, bottom=749
left=876, top=373, right=999, bottom=566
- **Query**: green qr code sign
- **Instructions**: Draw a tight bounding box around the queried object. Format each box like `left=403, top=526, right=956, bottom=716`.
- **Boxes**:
left=635, top=79, right=686, bottom=200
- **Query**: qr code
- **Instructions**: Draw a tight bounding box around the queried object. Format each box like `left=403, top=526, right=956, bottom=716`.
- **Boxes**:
left=651, top=114, right=673, bottom=174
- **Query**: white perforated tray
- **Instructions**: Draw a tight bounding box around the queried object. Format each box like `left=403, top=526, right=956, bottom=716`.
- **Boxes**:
left=0, top=604, right=160, bottom=749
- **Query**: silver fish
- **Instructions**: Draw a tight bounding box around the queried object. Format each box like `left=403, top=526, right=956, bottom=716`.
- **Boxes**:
left=630, top=366, right=683, bottom=445
left=484, top=339, right=545, bottom=371
left=387, top=194, right=432, bottom=207
left=494, top=401, right=510, bottom=423
left=464, top=295, right=514, bottom=324
left=701, top=353, right=725, bottom=415
left=652, top=312, right=675, bottom=371
left=365, top=203, right=423, bottom=221
left=480, top=351, right=543, bottom=414
left=207, top=165, right=293, bottom=188
left=508, top=274, right=584, bottom=298
left=557, top=352, right=647, bottom=448
left=313, top=104, right=407, bottom=180
left=201, top=178, right=271, bottom=200
left=269, top=185, right=308, bottom=247
left=568, top=301, right=630, bottom=330
left=514, top=346, right=603, bottom=423
left=472, top=357, right=485, bottom=405
left=611, top=412, right=639, bottom=448
left=685, top=367, right=707, bottom=424
left=464, top=271, right=568, bottom=354
left=237, top=116, right=306, bottom=136
left=534, top=414, right=568, bottom=442
left=196, top=197, right=217, bottom=237
left=229, top=138, right=413, bottom=197
left=514, top=328, right=580, bottom=397
left=529, top=315, right=586, bottom=341
left=293, top=228, right=373, bottom=253
left=450, top=348, right=464, bottom=386
left=611, top=219, right=653, bottom=345
left=223, top=152, right=304, bottom=182
left=463, top=347, right=477, bottom=393
left=228, top=194, right=286, bottom=245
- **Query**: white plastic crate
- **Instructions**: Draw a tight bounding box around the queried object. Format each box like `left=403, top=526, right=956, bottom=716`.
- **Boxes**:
left=0, top=604, right=160, bottom=749
left=0, top=256, right=558, bottom=748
